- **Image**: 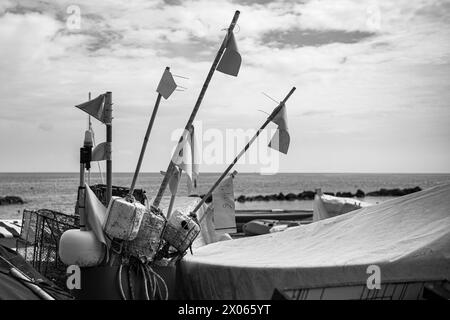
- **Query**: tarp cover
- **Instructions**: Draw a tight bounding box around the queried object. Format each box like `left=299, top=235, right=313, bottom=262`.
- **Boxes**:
left=177, top=184, right=450, bottom=299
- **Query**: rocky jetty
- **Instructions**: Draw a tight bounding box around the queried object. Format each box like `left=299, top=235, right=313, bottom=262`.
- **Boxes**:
left=235, top=186, right=422, bottom=203
left=0, top=196, right=24, bottom=205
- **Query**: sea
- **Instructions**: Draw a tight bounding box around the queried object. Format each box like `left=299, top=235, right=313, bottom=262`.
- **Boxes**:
left=1, top=172, right=450, bottom=219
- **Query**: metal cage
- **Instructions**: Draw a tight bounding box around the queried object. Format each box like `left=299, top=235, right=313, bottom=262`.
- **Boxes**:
left=16, top=209, right=80, bottom=289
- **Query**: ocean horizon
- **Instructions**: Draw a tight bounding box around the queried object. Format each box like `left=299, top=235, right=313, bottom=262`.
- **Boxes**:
left=1, top=172, right=450, bottom=219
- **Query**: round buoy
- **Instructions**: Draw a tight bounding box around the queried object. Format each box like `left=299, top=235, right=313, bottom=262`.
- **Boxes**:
left=59, top=229, right=105, bottom=267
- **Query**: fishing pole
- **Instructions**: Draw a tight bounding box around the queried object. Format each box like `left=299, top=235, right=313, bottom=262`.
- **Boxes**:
left=104, top=92, right=113, bottom=204
left=192, top=87, right=296, bottom=221
left=152, top=10, right=241, bottom=208
left=128, top=67, right=169, bottom=197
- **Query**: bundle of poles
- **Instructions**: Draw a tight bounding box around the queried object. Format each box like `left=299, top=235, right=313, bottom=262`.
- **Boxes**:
left=78, top=9, right=296, bottom=246
left=126, top=10, right=296, bottom=221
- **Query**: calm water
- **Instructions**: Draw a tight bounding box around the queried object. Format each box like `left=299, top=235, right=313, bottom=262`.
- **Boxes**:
left=1, top=172, right=449, bottom=219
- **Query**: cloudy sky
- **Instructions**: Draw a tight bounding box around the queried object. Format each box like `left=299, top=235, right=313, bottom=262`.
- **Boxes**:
left=0, top=0, right=449, bottom=173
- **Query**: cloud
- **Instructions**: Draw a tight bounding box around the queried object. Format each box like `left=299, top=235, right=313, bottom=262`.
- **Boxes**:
left=261, top=29, right=376, bottom=48
left=0, top=0, right=449, bottom=172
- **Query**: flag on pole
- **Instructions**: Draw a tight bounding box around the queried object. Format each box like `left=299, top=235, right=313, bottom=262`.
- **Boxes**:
left=268, top=104, right=290, bottom=154
left=92, top=142, right=107, bottom=161
left=168, top=165, right=181, bottom=195
left=172, top=125, right=199, bottom=195
left=75, top=94, right=107, bottom=124
left=212, top=175, right=236, bottom=234
left=156, top=68, right=177, bottom=99
left=217, top=31, right=241, bottom=77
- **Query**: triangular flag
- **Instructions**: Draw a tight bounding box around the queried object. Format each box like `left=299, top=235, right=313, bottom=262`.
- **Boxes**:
left=156, top=68, right=177, bottom=99
left=212, top=175, right=236, bottom=234
left=268, top=104, right=290, bottom=154
left=92, top=142, right=107, bottom=161
left=168, top=165, right=181, bottom=195
left=171, top=125, right=199, bottom=195
left=217, top=32, right=241, bottom=77
left=75, top=94, right=107, bottom=124
left=84, top=184, right=107, bottom=244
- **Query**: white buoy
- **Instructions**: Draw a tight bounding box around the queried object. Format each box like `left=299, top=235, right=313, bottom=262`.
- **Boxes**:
left=59, top=229, right=105, bottom=267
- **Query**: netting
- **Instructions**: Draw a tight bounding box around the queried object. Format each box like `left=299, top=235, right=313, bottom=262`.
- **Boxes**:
left=16, top=209, right=80, bottom=289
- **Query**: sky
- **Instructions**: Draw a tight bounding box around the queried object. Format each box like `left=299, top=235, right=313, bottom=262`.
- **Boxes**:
left=0, top=0, right=449, bottom=173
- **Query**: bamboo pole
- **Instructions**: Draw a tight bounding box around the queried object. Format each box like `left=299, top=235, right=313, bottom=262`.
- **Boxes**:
left=104, top=92, right=113, bottom=205
left=87, top=92, right=92, bottom=185
left=128, top=68, right=168, bottom=197
left=193, top=87, right=296, bottom=221
left=152, top=10, right=241, bottom=208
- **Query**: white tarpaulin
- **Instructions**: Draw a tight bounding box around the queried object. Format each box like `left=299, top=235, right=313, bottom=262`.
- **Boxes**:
left=178, top=184, right=450, bottom=299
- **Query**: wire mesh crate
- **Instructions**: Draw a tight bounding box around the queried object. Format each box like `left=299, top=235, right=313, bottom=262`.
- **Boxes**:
left=89, top=184, right=148, bottom=207
left=16, top=209, right=80, bottom=289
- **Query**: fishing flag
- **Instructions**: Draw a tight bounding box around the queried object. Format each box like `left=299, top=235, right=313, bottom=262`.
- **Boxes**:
left=168, top=165, right=181, bottom=195
left=75, top=94, right=108, bottom=124
left=172, top=125, right=199, bottom=195
left=217, top=31, right=241, bottom=77
left=268, top=103, right=290, bottom=154
left=212, top=175, right=236, bottom=234
left=92, top=142, right=107, bottom=161
left=156, top=68, right=177, bottom=99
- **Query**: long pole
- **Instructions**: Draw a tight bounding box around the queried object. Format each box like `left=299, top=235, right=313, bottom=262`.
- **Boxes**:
left=104, top=92, right=113, bottom=205
left=87, top=92, right=92, bottom=185
left=128, top=68, right=167, bottom=197
left=78, top=163, right=86, bottom=230
left=152, top=10, right=241, bottom=208
left=193, top=87, right=296, bottom=220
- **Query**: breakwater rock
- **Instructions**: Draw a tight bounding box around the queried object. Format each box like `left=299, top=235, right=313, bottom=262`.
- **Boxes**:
left=235, top=186, right=422, bottom=203
left=0, top=196, right=25, bottom=205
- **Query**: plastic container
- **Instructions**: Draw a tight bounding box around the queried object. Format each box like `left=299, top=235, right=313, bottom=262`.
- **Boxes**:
left=104, top=196, right=145, bottom=241
left=162, top=210, right=200, bottom=253
left=126, top=208, right=166, bottom=262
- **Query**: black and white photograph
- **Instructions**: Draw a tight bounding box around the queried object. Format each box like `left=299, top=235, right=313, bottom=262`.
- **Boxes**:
left=0, top=0, right=449, bottom=306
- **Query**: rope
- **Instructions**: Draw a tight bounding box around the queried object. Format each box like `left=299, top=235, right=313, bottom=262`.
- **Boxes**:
left=116, top=258, right=168, bottom=300
left=117, top=263, right=127, bottom=300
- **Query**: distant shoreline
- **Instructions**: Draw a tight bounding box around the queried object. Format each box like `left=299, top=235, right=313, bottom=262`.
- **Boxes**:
left=1, top=172, right=450, bottom=175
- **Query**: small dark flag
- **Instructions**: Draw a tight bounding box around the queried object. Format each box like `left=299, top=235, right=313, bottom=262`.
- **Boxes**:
left=217, top=32, right=241, bottom=77
left=75, top=94, right=107, bottom=124
left=156, top=68, right=177, bottom=99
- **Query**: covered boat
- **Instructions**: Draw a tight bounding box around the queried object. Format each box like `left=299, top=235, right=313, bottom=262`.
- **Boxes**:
left=177, top=183, right=450, bottom=299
